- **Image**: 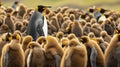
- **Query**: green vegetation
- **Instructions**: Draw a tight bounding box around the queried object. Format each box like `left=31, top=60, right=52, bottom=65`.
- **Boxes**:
left=2, top=0, right=120, bottom=10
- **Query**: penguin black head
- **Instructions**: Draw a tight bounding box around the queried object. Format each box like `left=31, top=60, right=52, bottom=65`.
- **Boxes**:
left=88, top=8, right=95, bottom=13
left=80, top=14, right=86, bottom=19
left=14, top=1, right=19, bottom=5
left=35, top=5, right=51, bottom=13
left=98, top=8, right=107, bottom=14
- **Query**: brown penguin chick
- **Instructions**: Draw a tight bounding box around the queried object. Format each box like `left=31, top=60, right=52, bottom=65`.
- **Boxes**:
left=11, top=10, right=18, bottom=17
left=21, top=20, right=28, bottom=33
left=66, top=22, right=73, bottom=34
left=60, top=39, right=87, bottom=67
left=44, top=8, right=51, bottom=15
left=79, top=36, right=105, bottom=67
left=90, top=18, right=97, bottom=24
left=0, top=33, right=12, bottom=61
left=69, top=14, right=75, bottom=21
left=47, top=21, right=57, bottom=35
left=0, top=24, right=10, bottom=34
left=101, top=19, right=115, bottom=36
left=60, top=6, right=69, bottom=14
left=67, top=33, right=78, bottom=40
left=61, top=38, right=69, bottom=51
left=100, top=31, right=111, bottom=43
left=56, top=13, right=63, bottom=27
left=50, top=16, right=60, bottom=31
left=25, top=41, right=45, bottom=67
left=1, top=33, right=25, bottom=67
left=83, top=23, right=91, bottom=35
left=61, top=20, right=72, bottom=34
left=5, top=7, right=13, bottom=14
left=36, top=36, right=46, bottom=48
left=17, top=4, right=27, bottom=18
left=44, top=36, right=64, bottom=67
left=63, top=16, right=70, bottom=21
left=92, top=37, right=108, bottom=53
left=90, top=23, right=102, bottom=37
left=56, top=31, right=64, bottom=42
left=22, top=35, right=33, bottom=52
left=79, top=20, right=87, bottom=28
left=105, top=34, right=120, bottom=67
left=14, top=22, right=23, bottom=31
left=88, top=32, right=96, bottom=38
left=71, top=20, right=83, bottom=37
left=48, top=12, right=56, bottom=19
left=4, top=14, right=15, bottom=33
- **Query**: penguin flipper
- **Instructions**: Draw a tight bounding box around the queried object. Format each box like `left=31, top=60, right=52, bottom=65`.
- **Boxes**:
left=37, top=24, right=44, bottom=36
left=4, top=52, right=9, bottom=67
left=90, top=47, right=97, bottom=67
left=54, top=54, right=61, bottom=67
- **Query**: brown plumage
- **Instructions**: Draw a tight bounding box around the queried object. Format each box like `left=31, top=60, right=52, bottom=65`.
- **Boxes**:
left=15, top=22, right=23, bottom=31
left=60, top=39, right=87, bottom=67
left=56, top=13, right=63, bottom=27
left=4, top=14, right=15, bottom=33
left=36, top=36, right=46, bottom=48
left=61, top=20, right=71, bottom=34
left=0, top=24, right=10, bottom=34
left=100, top=31, right=111, bottom=43
left=1, top=33, right=25, bottom=67
left=50, top=16, right=60, bottom=31
left=105, top=34, right=120, bottom=67
left=0, top=33, right=12, bottom=66
left=17, top=4, right=27, bottom=18
left=44, top=36, right=63, bottom=67
left=25, top=41, right=45, bottom=67
left=88, top=32, right=96, bottom=38
left=22, top=35, right=33, bottom=52
left=61, top=38, right=69, bottom=51
left=71, top=20, right=83, bottom=37
left=80, top=36, right=105, bottom=67
left=56, top=31, right=64, bottom=41
left=90, top=23, right=102, bottom=37
left=92, top=37, right=108, bottom=53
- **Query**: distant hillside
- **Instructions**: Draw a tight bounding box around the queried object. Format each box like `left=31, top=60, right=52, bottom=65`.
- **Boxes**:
left=1, top=0, right=120, bottom=10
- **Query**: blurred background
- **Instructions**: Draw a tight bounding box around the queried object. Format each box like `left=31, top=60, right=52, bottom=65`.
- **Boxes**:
left=1, top=0, right=120, bottom=10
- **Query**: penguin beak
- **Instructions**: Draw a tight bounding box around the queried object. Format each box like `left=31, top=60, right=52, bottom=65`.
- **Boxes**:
left=35, top=6, right=38, bottom=11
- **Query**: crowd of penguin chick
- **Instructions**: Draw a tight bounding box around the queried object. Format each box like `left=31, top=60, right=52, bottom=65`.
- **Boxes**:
left=0, top=2, right=120, bottom=67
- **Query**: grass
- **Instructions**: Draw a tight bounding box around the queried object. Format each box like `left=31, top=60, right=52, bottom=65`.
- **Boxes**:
left=2, top=0, right=120, bottom=10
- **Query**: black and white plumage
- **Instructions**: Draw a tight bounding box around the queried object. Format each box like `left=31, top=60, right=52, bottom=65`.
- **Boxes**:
left=27, top=10, right=48, bottom=41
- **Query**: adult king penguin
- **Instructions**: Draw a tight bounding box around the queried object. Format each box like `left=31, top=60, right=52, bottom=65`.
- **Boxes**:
left=27, top=5, right=51, bottom=41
